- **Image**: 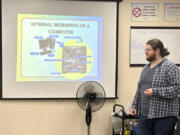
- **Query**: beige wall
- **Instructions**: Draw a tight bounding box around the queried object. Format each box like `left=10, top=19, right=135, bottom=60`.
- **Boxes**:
left=1, top=0, right=180, bottom=135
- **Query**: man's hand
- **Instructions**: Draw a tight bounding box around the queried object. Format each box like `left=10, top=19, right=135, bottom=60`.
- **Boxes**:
left=130, top=108, right=136, bottom=116
left=144, top=88, right=152, bottom=96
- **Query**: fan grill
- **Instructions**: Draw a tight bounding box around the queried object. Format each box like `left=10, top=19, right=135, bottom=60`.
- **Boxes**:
left=76, top=81, right=106, bottom=112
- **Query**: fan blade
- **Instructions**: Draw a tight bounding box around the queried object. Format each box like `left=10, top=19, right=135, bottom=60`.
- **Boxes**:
left=76, top=81, right=106, bottom=112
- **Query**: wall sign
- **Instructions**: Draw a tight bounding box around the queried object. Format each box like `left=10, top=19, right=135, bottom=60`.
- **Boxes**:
left=131, top=3, right=158, bottom=21
left=165, top=3, right=180, bottom=21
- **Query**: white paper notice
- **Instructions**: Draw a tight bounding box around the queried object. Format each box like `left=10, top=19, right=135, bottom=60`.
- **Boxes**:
left=131, top=3, right=158, bottom=21
left=165, top=3, right=180, bottom=21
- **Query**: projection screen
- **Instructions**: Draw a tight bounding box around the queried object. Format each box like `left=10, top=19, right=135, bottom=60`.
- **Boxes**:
left=1, top=0, right=118, bottom=99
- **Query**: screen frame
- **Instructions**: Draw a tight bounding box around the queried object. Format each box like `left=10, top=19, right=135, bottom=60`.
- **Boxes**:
left=0, top=0, right=121, bottom=100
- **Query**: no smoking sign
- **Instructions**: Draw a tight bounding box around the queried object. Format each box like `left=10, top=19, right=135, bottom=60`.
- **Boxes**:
left=132, top=7, right=142, bottom=17
left=131, top=3, right=158, bottom=21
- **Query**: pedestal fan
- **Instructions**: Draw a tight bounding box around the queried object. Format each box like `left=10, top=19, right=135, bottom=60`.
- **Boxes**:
left=76, top=81, right=106, bottom=135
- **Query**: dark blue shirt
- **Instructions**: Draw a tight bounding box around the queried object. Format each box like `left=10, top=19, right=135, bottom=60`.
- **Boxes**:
left=139, top=65, right=156, bottom=116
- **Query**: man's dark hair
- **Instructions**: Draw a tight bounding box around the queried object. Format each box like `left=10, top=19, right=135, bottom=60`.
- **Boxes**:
left=146, top=39, right=170, bottom=57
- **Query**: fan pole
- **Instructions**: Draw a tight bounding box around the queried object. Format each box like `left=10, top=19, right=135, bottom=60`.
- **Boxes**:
left=86, top=102, right=92, bottom=126
left=88, top=126, right=90, bottom=135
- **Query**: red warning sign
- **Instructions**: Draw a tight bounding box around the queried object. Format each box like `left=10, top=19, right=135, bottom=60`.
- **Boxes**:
left=132, top=7, right=142, bottom=17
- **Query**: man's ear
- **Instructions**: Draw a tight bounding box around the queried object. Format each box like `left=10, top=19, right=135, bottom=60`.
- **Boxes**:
left=156, top=48, right=160, bottom=55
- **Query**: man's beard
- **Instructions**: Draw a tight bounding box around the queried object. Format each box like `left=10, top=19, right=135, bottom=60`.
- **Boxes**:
left=146, top=53, right=156, bottom=62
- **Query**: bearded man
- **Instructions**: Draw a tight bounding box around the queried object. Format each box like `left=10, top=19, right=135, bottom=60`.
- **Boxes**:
left=130, top=39, right=180, bottom=135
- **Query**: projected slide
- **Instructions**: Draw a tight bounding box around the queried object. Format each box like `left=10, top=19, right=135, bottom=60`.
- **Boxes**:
left=17, top=14, right=102, bottom=81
